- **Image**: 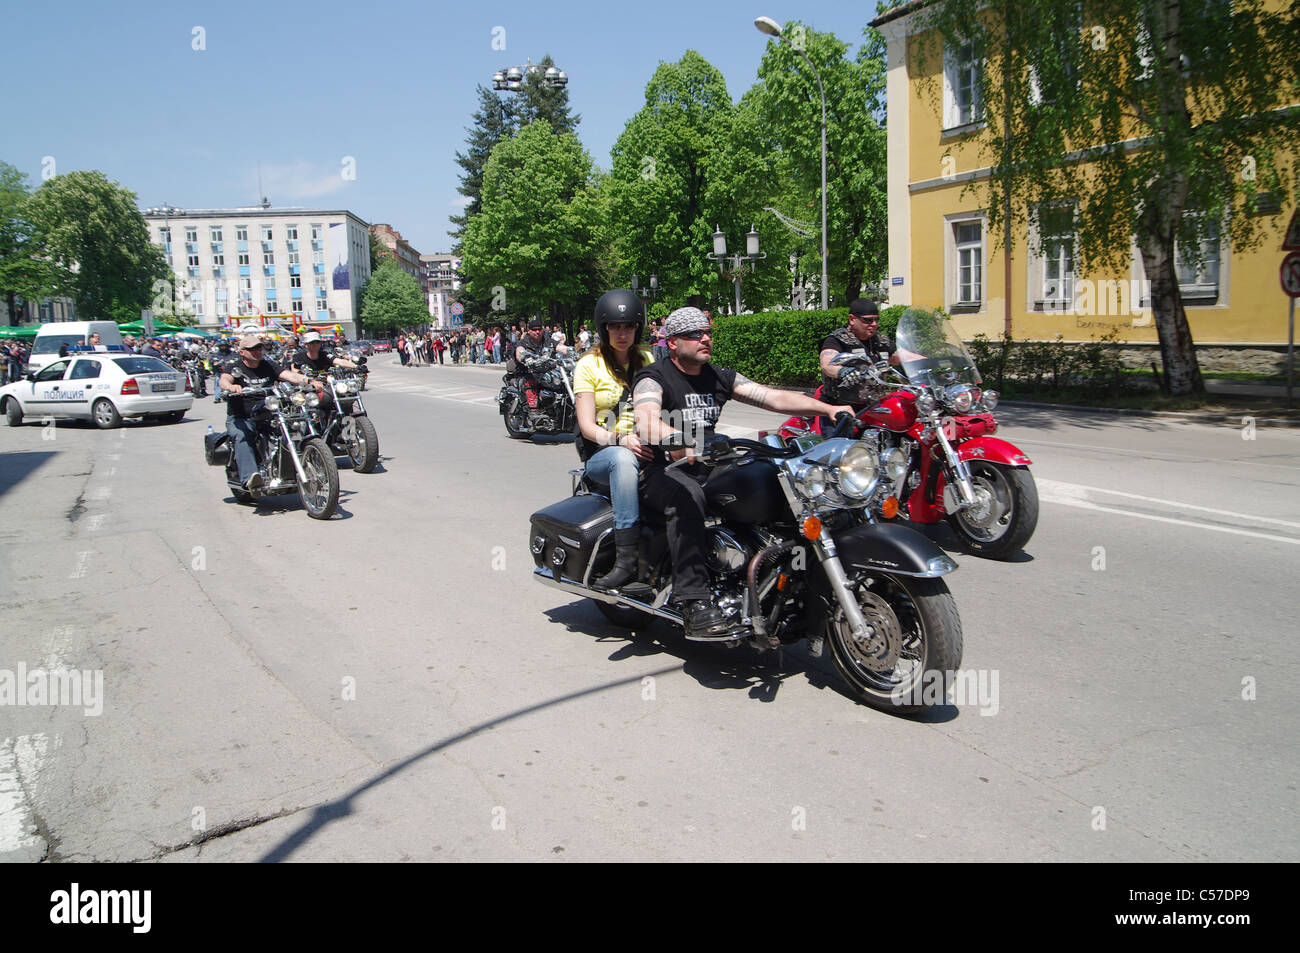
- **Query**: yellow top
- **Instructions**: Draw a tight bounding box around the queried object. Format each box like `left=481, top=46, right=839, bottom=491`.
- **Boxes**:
left=573, top=347, right=654, bottom=435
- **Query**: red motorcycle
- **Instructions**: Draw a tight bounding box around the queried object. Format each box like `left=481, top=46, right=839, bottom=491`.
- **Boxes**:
left=779, top=307, right=1038, bottom=560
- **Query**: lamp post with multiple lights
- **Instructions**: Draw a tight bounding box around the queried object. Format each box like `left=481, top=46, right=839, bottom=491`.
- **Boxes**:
left=707, top=226, right=766, bottom=315
left=755, top=16, right=828, bottom=309
left=492, top=59, right=568, bottom=92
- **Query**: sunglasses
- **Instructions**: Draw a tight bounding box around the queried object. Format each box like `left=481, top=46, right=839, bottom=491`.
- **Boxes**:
left=675, top=329, right=712, bottom=340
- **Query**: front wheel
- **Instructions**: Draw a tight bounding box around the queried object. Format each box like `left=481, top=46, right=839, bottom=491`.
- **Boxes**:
left=825, top=573, right=963, bottom=714
left=346, top=415, right=380, bottom=472
left=297, top=438, right=339, bottom=519
left=502, top=394, right=530, bottom=439
left=947, top=463, right=1038, bottom=560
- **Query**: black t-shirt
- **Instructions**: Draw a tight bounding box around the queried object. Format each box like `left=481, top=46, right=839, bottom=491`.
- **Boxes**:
left=225, top=358, right=282, bottom=417
left=820, top=329, right=895, bottom=403
left=635, top=360, right=737, bottom=471
left=292, top=346, right=335, bottom=373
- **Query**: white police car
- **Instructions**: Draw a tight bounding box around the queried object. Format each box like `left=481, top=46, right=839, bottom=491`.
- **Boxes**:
left=1, top=351, right=194, bottom=429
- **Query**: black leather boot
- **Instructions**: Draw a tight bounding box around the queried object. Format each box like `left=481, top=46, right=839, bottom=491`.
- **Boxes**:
left=593, top=527, right=639, bottom=589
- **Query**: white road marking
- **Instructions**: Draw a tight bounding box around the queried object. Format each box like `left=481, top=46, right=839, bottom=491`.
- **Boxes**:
left=0, top=734, right=51, bottom=857
left=1036, top=479, right=1300, bottom=530
left=68, top=551, right=92, bottom=579
left=1037, top=479, right=1300, bottom=545
left=1019, top=437, right=1300, bottom=471
left=90, top=486, right=111, bottom=501
left=86, top=514, right=108, bottom=531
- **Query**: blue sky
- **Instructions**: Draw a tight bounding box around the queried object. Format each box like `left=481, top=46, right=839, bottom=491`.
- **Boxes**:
left=1, top=0, right=882, bottom=254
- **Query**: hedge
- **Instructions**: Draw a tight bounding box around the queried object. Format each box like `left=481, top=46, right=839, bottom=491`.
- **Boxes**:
left=710, top=305, right=907, bottom=387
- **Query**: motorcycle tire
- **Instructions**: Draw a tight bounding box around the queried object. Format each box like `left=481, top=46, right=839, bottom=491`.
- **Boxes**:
left=347, top=415, right=380, bottom=473
left=297, top=438, right=340, bottom=520
left=825, top=573, right=963, bottom=714
left=502, top=396, right=530, bottom=439
left=947, top=462, right=1038, bottom=560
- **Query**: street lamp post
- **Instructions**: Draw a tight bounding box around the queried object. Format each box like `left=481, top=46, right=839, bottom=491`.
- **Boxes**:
left=630, top=273, right=658, bottom=302
left=755, top=16, right=828, bottom=309
left=706, top=226, right=766, bottom=315
left=492, top=59, right=568, bottom=92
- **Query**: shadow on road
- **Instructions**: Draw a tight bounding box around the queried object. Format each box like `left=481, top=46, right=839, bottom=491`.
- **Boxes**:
left=0, top=450, right=58, bottom=502
left=256, top=664, right=683, bottom=862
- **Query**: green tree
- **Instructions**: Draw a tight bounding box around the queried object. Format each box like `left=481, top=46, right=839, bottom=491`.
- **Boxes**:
left=461, top=120, right=608, bottom=334
left=359, top=259, right=427, bottom=334
left=606, top=51, right=789, bottom=314
left=25, top=170, right=168, bottom=324
left=745, top=22, right=889, bottom=306
left=0, top=161, right=57, bottom=324
left=915, top=0, right=1300, bottom=395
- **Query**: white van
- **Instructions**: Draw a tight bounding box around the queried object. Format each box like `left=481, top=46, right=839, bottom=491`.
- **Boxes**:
left=27, top=321, right=125, bottom=375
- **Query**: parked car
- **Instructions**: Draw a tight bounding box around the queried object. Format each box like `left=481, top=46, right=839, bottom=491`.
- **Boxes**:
left=2, top=354, right=193, bottom=429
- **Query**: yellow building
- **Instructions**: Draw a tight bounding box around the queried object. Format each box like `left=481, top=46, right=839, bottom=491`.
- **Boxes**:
left=871, top=0, right=1296, bottom=346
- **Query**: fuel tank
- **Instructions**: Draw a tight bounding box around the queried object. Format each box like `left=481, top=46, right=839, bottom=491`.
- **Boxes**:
left=859, top=392, right=917, bottom=433
left=704, top=458, right=787, bottom=525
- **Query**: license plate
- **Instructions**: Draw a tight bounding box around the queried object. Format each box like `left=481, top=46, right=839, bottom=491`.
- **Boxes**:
left=152, top=382, right=176, bottom=393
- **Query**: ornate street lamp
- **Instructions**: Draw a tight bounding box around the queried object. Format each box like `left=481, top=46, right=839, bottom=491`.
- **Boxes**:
left=707, top=226, right=766, bottom=314
left=492, top=59, right=568, bottom=92
left=755, top=16, right=828, bottom=309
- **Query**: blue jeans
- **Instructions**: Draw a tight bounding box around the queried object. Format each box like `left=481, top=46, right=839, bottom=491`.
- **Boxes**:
left=584, top=445, right=641, bottom=529
left=226, top=416, right=261, bottom=483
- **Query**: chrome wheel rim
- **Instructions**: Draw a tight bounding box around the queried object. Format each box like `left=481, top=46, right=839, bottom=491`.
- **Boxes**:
left=832, top=576, right=924, bottom=695
left=300, top=446, right=328, bottom=510
left=94, top=401, right=114, bottom=426
left=956, top=465, right=1012, bottom=541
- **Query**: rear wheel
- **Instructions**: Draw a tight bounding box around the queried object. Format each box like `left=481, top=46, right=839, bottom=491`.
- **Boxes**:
left=4, top=397, right=23, bottom=427
left=825, top=573, right=963, bottom=714
left=297, top=438, right=339, bottom=519
left=92, top=398, right=121, bottom=430
left=345, top=415, right=380, bottom=472
left=947, top=463, right=1038, bottom=560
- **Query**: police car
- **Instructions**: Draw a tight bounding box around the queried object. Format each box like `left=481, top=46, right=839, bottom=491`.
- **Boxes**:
left=1, top=350, right=194, bottom=429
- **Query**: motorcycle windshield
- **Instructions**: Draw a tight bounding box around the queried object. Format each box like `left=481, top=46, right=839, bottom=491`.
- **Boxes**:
left=894, top=308, right=981, bottom=388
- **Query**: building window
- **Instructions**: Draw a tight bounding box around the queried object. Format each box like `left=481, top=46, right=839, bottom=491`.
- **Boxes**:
left=286, top=224, right=298, bottom=240
left=261, top=225, right=273, bottom=241
left=266, top=276, right=276, bottom=289
left=159, top=227, right=170, bottom=245
left=1036, top=204, right=1076, bottom=310
left=953, top=221, right=983, bottom=306
left=236, top=226, right=248, bottom=241
left=212, top=252, right=225, bottom=266
left=263, top=251, right=274, bottom=266
left=290, top=273, right=302, bottom=288
left=209, top=226, right=223, bottom=242
left=313, top=249, right=324, bottom=265
left=238, top=252, right=249, bottom=266
left=291, top=299, right=304, bottom=315
left=288, top=251, right=300, bottom=265
left=311, top=224, right=322, bottom=240
left=1176, top=219, right=1222, bottom=303
left=185, top=227, right=197, bottom=243
left=944, top=41, right=983, bottom=129
left=188, top=253, right=200, bottom=268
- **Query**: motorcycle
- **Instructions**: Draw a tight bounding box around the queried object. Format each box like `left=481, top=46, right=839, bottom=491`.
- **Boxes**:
left=529, top=417, right=964, bottom=713
left=498, top=353, right=577, bottom=439
left=173, top=356, right=207, bottom=397
left=779, top=307, right=1038, bottom=560
left=305, top=363, right=380, bottom=472
left=203, top=381, right=340, bottom=519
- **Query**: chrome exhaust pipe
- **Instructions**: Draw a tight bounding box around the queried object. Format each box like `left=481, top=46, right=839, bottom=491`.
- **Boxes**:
left=533, top=568, right=684, bottom=625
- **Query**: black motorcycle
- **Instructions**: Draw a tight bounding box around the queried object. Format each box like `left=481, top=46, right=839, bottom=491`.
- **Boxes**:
left=498, top=354, right=576, bottom=439
left=305, top=363, right=379, bottom=472
left=204, top=381, right=340, bottom=519
left=529, top=418, right=964, bottom=713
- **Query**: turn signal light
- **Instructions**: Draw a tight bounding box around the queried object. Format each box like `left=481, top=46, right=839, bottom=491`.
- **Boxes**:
left=120, top=378, right=139, bottom=395
left=881, top=497, right=899, bottom=519
left=801, top=516, right=822, bottom=539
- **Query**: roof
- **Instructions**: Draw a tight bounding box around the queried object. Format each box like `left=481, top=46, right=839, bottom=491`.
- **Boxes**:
left=141, top=206, right=371, bottom=226
left=869, top=0, right=934, bottom=29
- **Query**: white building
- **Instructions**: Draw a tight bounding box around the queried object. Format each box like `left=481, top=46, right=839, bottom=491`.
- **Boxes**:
left=420, top=252, right=461, bottom=327
left=143, top=204, right=372, bottom=337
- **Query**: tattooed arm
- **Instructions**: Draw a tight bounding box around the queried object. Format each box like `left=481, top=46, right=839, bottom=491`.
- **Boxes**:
left=633, top=377, right=667, bottom=444
left=731, top=373, right=855, bottom=419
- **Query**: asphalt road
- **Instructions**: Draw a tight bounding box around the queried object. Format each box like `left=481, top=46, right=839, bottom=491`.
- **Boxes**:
left=1, top=358, right=1297, bottom=862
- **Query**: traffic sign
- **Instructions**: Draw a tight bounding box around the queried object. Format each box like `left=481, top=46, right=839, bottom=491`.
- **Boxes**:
left=1284, top=209, right=1300, bottom=251
left=450, top=301, right=464, bottom=316
left=1282, top=252, right=1300, bottom=298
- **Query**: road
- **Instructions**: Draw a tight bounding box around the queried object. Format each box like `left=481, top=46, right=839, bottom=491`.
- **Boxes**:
left=1, top=358, right=1297, bottom=862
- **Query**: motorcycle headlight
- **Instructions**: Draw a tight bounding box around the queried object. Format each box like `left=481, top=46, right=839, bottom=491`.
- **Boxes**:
left=946, top=385, right=976, bottom=414
left=347, top=382, right=359, bottom=395
left=265, top=397, right=280, bottom=412
left=837, top=441, right=880, bottom=499
left=981, top=389, right=999, bottom=410
left=793, top=463, right=827, bottom=499
left=882, top=447, right=908, bottom=482
left=291, top=392, right=307, bottom=406
left=917, top=392, right=938, bottom=415
left=308, top=395, right=320, bottom=408
left=334, top=381, right=348, bottom=395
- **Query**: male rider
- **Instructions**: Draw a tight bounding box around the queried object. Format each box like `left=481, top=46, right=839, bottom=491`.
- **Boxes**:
left=818, top=298, right=901, bottom=406
left=633, top=307, right=853, bottom=638
left=219, top=332, right=317, bottom=492
left=291, top=330, right=357, bottom=411
left=514, top=316, right=568, bottom=372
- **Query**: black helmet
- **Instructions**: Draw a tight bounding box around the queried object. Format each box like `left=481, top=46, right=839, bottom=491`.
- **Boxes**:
left=593, top=289, right=645, bottom=345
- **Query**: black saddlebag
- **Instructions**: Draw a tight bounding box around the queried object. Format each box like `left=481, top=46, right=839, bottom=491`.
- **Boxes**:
left=529, top=493, right=614, bottom=579
left=204, top=430, right=230, bottom=467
